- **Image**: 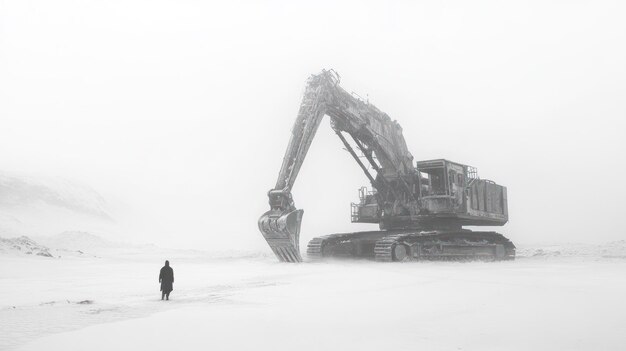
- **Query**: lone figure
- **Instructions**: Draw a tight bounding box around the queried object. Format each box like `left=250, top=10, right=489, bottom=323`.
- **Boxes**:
left=159, top=260, right=174, bottom=300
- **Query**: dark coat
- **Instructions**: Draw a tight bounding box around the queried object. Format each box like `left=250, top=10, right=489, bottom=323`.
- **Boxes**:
left=159, top=265, right=174, bottom=293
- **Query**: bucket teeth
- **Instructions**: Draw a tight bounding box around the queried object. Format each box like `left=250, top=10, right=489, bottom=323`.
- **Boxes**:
left=271, top=245, right=302, bottom=263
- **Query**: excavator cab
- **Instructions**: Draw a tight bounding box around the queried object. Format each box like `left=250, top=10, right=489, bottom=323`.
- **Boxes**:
left=417, top=159, right=466, bottom=214
left=416, top=159, right=508, bottom=227
left=418, top=168, right=447, bottom=196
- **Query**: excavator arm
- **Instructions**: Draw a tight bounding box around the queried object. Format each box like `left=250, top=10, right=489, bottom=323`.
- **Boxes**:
left=258, top=70, right=416, bottom=262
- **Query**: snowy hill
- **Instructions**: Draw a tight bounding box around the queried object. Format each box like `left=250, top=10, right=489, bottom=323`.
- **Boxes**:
left=0, top=232, right=123, bottom=258
left=0, top=236, right=52, bottom=257
left=0, top=172, right=110, bottom=219
left=0, top=171, right=115, bottom=238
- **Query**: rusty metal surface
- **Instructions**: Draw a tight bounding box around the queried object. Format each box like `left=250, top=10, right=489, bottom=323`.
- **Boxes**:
left=259, top=71, right=511, bottom=262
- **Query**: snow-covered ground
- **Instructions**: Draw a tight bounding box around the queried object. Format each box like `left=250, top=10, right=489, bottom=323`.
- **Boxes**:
left=2, top=242, right=626, bottom=351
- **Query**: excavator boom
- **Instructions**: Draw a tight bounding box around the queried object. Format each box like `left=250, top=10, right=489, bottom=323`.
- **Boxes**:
left=259, top=70, right=416, bottom=262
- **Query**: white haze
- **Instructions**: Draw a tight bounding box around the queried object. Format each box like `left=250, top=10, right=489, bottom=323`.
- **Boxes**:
left=1, top=0, right=625, bottom=250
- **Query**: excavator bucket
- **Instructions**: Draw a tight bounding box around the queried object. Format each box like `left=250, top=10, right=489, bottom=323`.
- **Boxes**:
left=258, top=209, right=304, bottom=262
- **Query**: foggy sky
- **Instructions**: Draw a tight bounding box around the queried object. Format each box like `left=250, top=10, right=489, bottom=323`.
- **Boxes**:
left=1, top=0, right=625, bottom=250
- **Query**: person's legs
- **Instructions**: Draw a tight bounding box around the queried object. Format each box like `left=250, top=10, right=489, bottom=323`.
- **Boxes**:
left=161, top=292, right=165, bottom=300
left=166, top=292, right=170, bottom=300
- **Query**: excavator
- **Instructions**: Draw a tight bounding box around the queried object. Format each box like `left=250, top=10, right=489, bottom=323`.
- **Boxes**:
left=258, top=70, right=515, bottom=263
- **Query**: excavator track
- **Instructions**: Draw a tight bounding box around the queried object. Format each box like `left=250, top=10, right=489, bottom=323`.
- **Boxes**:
left=374, top=234, right=411, bottom=262
left=307, top=230, right=515, bottom=262
left=306, top=236, right=326, bottom=259
left=307, top=231, right=392, bottom=260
